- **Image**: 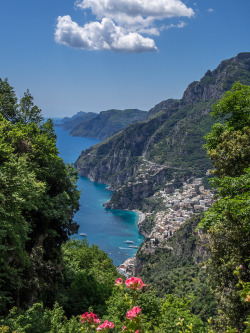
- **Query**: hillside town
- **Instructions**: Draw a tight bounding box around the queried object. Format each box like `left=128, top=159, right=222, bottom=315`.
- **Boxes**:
left=148, top=177, right=214, bottom=243
left=118, top=177, right=214, bottom=276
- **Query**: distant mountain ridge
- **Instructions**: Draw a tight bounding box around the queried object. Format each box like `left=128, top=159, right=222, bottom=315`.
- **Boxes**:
left=57, top=111, right=98, bottom=131
left=75, top=52, right=250, bottom=210
left=58, top=108, right=147, bottom=140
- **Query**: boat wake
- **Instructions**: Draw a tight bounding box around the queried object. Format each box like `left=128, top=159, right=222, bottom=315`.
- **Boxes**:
left=119, top=247, right=132, bottom=250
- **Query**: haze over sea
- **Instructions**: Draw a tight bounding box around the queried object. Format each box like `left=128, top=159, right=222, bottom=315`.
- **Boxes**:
left=54, top=124, right=144, bottom=266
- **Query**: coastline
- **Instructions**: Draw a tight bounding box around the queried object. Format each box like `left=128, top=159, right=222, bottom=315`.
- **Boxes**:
left=133, top=210, right=146, bottom=227
left=117, top=210, right=146, bottom=275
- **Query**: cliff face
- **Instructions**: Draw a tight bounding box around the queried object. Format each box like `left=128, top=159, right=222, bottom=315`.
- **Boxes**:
left=75, top=52, right=250, bottom=209
left=182, top=52, right=250, bottom=104
left=76, top=109, right=178, bottom=187
left=147, top=99, right=179, bottom=118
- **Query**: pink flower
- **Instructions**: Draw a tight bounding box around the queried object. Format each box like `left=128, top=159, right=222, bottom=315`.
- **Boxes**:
left=239, top=265, right=243, bottom=269
left=125, top=277, right=146, bottom=290
left=96, top=320, right=114, bottom=331
left=115, top=278, right=123, bottom=286
left=135, top=331, right=139, bottom=333
left=80, top=312, right=100, bottom=325
left=126, top=306, right=142, bottom=320
left=123, top=326, right=127, bottom=330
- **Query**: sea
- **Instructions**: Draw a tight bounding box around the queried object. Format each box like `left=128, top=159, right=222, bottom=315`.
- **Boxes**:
left=54, top=125, right=144, bottom=267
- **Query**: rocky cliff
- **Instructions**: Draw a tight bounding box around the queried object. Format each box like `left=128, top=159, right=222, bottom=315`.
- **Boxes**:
left=75, top=53, right=250, bottom=210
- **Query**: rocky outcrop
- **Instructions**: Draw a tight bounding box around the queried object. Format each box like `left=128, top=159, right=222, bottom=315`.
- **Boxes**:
left=147, top=99, right=179, bottom=118
left=75, top=52, right=250, bottom=211
left=75, top=109, right=179, bottom=186
left=182, top=52, right=250, bottom=104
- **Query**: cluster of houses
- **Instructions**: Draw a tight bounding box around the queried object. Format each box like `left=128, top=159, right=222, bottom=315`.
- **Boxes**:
left=148, top=177, right=214, bottom=244
left=117, top=177, right=214, bottom=276
left=117, top=256, right=136, bottom=277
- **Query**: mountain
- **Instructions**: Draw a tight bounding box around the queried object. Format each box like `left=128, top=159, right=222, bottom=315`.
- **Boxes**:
left=69, top=109, right=147, bottom=140
left=56, top=111, right=98, bottom=131
left=57, top=108, right=147, bottom=140
left=75, top=52, right=250, bottom=210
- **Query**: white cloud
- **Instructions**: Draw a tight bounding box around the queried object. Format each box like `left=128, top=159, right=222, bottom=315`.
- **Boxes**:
left=207, top=8, right=214, bottom=13
left=55, top=16, right=157, bottom=52
left=55, top=0, right=194, bottom=52
left=76, top=0, right=194, bottom=26
left=160, top=21, right=186, bottom=31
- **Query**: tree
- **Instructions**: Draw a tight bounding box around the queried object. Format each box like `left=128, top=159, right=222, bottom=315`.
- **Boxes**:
left=200, top=83, right=250, bottom=331
left=56, top=239, right=118, bottom=317
left=0, top=79, right=18, bottom=123
left=204, top=82, right=250, bottom=177
left=211, top=81, right=250, bottom=130
left=0, top=81, right=80, bottom=312
left=18, top=89, right=43, bottom=125
left=0, top=79, right=44, bottom=125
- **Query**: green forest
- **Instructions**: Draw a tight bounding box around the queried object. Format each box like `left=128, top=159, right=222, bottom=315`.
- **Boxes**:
left=0, top=79, right=249, bottom=332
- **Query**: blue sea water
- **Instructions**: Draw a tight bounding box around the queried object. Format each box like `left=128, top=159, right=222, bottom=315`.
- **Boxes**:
left=54, top=125, right=144, bottom=266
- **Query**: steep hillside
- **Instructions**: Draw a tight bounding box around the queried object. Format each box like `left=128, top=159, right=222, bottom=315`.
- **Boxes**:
left=70, top=108, right=147, bottom=139
left=75, top=52, right=250, bottom=209
left=58, top=111, right=97, bottom=130
left=135, top=215, right=216, bottom=321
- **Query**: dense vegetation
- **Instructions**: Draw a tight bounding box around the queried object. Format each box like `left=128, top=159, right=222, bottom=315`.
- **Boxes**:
left=138, top=215, right=217, bottom=322
left=58, top=109, right=147, bottom=140
left=0, top=79, right=249, bottom=332
left=138, top=82, right=250, bottom=332
left=199, top=82, right=250, bottom=331
left=0, top=78, right=81, bottom=312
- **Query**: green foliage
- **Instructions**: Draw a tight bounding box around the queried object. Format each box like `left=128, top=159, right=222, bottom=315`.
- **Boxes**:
left=18, top=90, right=43, bottom=125
left=0, top=79, right=44, bottom=125
left=69, top=109, right=147, bottom=140
left=0, top=82, right=80, bottom=312
left=1, top=303, right=81, bottom=333
left=211, top=82, right=250, bottom=130
left=205, top=126, right=250, bottom=178
left=199, top=83, right=250, bottom=331
left=204, top=82, right=250, bottom=177
left=56, top=239, right=119, bottom=317
left=158, top=295, right=206, bottom=333
left=139, top=216, right=216, bottom=322
left=0, top=79, right=18, bottom=123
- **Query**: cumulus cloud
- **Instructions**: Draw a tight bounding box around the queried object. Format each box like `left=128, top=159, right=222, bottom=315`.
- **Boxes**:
left=55, top=16, right=157, bottom=52
left=55, top=0, right=194, bottom=52
left=76, top=0, right=194, bottom=26
left=207, top=8, right=214, bottom=13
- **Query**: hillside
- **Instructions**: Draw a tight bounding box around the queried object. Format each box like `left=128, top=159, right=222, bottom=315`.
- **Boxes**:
left=58, top=108, right=147, bottom=140
left=135, top=215, right=216, bottom=321
left=58, top=111, right=98, bottom=131
left=75, top=52, right=250, bottom=210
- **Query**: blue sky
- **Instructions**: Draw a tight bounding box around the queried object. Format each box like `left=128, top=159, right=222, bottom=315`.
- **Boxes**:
left=0, top=0, right=249, bottom=117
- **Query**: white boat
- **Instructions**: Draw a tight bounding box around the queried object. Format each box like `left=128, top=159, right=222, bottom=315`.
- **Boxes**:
left=124, top=240, right=134, bottom=244
left=80, top=233, right=87, bottom=237
left=129, top=245, right=138, bottom=248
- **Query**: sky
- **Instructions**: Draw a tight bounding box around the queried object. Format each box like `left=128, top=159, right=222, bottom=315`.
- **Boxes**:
left=0, top=0, right=249, bottom=117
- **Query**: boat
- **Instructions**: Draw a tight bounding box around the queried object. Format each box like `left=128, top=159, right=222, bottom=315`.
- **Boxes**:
left=80, top=233, right=87, bottom=237
left=129, top=245, right=138, bottom=248
left=124, top=240, right=134, bottom=244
